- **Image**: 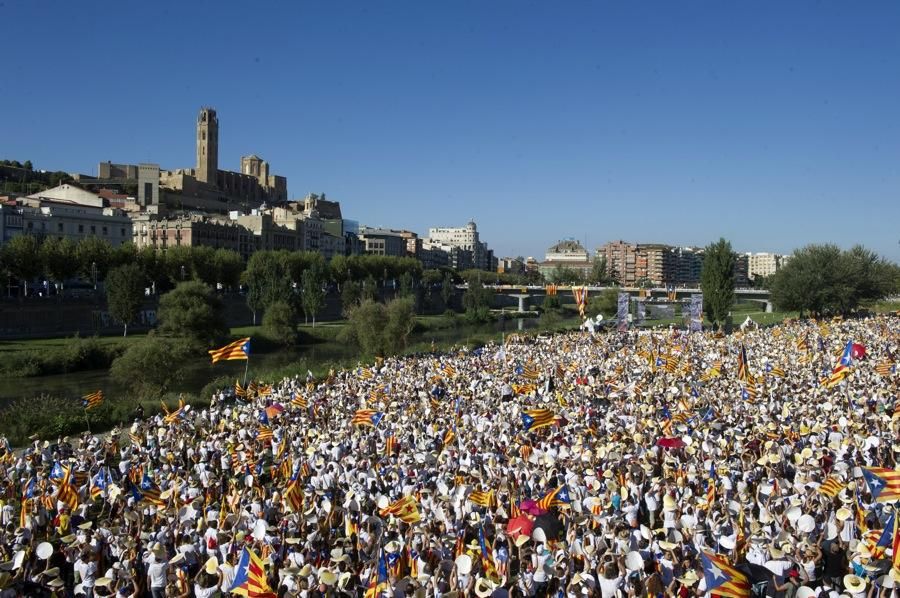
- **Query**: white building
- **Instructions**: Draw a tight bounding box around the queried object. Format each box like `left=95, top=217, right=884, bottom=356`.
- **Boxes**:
left=1, top=201, right=132, bottom=245
left=426, top=220, right=494, bottom=270
left=747, top=252, right=785, bottom=280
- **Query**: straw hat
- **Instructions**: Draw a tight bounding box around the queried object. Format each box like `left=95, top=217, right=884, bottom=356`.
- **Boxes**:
left=663, top=495, right=677, bottom=512
left=836, top=508, right=852, bottom=521
left=678, top=571, right=700, bottom=587
left=320, top=569, right=338, bottom=586
left=95, top=577, right=113, bottom=588
left=204, top=556, right=219, bottom=575
left=844, top=574, right=866, bottom=593
left=474, top=577, right=497, bottom=598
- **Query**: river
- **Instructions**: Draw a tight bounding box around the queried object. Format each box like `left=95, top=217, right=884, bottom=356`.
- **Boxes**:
left=0, top=317, right=553, bottom=405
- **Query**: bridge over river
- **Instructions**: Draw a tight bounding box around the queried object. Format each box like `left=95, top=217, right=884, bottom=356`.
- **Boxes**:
left=483, top=285, right=772, bottom=313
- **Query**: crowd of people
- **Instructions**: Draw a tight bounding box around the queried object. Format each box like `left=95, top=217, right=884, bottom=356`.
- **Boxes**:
left=0, top=314, right=898, bottom=598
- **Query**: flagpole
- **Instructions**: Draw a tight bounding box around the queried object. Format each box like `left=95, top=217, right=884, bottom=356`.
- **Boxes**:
left=83, top=408, right=92, bottom=434
left=243, top=356, right=250, bottom=387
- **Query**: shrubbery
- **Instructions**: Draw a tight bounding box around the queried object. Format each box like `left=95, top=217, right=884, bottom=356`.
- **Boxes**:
left=0, top=336, right=125, bottom=377
left=109, top=335, right=195, bottom=397
left=0, top=391, right=208, bottom=447
left=262, top=301, right=298, bottom=345
left=341, top=297, right=417, bottom=357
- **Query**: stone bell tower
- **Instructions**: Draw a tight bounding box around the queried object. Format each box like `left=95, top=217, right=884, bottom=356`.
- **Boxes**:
left=196, top=107, right=218, bottom=184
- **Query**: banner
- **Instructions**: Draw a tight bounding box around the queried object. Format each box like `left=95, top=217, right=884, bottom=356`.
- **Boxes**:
left=617, top=292, right=629, bottom=332
left=681, top=302, right=691, bottom=329
left=690, top=294, right=703, bottom=332
left=636, top=301, right=646, bottom=325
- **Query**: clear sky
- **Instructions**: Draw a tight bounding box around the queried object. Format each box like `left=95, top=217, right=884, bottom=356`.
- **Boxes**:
left=2, top=1, right=898, bottom=262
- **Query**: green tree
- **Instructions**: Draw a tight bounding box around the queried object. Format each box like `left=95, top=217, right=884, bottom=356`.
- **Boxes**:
left=300, top=268, right=326, bottom=326
left=343, top=299, right=388, bottom=356
left=342, top=297, right=417, bottom=357
left=462, top=276, right=494, bottom=323
left=542, top=294, right=561, bottom=312
left=590, top=256, right=614, bottom=285
left=110, top=336, right=194, bottom=397
left=329, top=254, right=351, bottom=289
left=587, top=288, right=619, bottom=318
left=164, top=245, right=195, bottom=284
left=39, top=236, right=77, bottom=291
left=112, top=242, right=138, bottom=268
left=383, top=296, right=417, bottom=354
left=157, top=281, right=228, bottom=345
left=770, top=244, right=900, bottom=316
left=361, top=276, right=378, bottom=303
left=2, top=235, right=42, bottom=296
left=105, top=263, right=147, bottom=336
left=190, top=246, right=217, bottom=286
left=398, top=271, right=415, bottom=298
left=262, top=300, right=298, bottom=345
left=548, top=266, right=583, bottom=285
left=245, top=251, right=293, bottom=324
left=341, top=280, right=363, bottom=315
left=136, top=246, right=167, bottom=293
left=75, top=236, right=113, bottom=285
left=23, top=160, right=32, bottom=170
left=441, top=272, right=454, bottom=309
left=213, top=249, right=244, bottom=290
left=700, top=238, right=736, bottom=330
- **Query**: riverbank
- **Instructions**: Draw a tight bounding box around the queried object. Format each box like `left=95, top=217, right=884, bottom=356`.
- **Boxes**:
left=4, top=298, right=886, bottom=447
left=0, top=311, right=584, bottom=446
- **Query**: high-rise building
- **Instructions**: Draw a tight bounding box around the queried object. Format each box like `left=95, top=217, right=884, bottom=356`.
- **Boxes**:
left=636, top=244, right=677, bottom=286
left=426, top=220, right=493, bottom=270
left=600, top=241, right=638, bottom=285
left=672, top=246, right=704, bottom=286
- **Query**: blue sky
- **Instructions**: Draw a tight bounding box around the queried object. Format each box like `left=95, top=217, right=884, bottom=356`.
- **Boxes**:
left=2, top=1, right=898, bottom=262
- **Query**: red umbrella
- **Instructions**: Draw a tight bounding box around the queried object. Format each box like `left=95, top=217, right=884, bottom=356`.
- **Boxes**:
left=506, top=515, right=534, bottom=540
left=851, top=343, right=867, bottom=360
left=656, top=437, right=686, bottom=449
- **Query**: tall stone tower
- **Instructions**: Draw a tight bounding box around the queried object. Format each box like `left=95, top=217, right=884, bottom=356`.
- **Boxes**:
left=196, top=107, right=218, bottom=184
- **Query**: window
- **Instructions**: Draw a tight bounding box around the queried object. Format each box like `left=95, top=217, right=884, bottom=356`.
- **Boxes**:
left=90, top=225, right=96, bottom=234
left=58, top=223, right=64, bottom=232
left=78, top=224, right=84, bottom=233
left=27, top=222, right=33, bottom=230
left=121, top=228, right=125, bottom=236
left=102, top=226, right=108, bottom=235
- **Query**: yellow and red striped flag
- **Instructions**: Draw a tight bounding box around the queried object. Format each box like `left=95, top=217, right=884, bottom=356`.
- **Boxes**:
left=384, top=435, right=398, bottom=457
left=284, top=478, right=303, bottom=512
left=863, top=468, right=900, bottom=503
left=379, top=496, right=421, bottom=523
left=521, top=408, right=556, bottom=432
left=82, top=390, right=104, bottom=411
left=818, top=476, right=845, bottom=498
left=208, top=337, right=250, bottom=364
left=468, top=489, right=496, bottom=508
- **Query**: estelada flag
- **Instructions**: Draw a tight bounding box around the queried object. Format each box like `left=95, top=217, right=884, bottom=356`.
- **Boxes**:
left=701, top=551, right=751, bottom=598
left=208, top=338, right=250, bottom=364
left=228, top=547, right=276, bottom=598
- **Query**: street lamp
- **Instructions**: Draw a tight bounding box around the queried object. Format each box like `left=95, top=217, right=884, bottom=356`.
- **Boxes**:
left=91, top=261, right=97, bottom=291
left=180, top=265, right=186, bottom=281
